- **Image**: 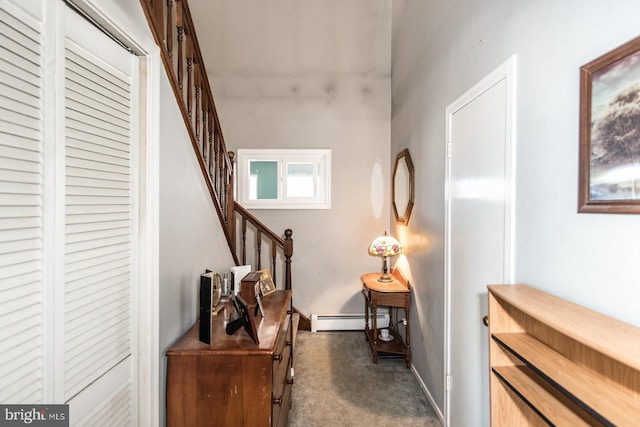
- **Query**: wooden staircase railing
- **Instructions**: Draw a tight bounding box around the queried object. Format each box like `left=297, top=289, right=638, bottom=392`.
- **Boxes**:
left=139, top=0, right=296, bottom=293
left=140, top=0, right=236, bottom=260
left=233, top=203, right=293, bottom=290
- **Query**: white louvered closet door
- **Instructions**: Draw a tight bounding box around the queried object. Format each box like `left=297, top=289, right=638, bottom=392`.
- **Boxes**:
left=0, top=1, right=140, bottom=422
left=0, top=0, right=44, bottom=405
left=63, top=6, right=136, bottom=425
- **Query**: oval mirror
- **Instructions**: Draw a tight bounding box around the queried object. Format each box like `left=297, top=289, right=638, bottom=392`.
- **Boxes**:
left=392, top=149, right=414, bottom=226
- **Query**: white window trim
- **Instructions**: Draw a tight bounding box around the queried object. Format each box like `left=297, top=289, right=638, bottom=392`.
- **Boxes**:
left=237, top=149, right=331, bottom=209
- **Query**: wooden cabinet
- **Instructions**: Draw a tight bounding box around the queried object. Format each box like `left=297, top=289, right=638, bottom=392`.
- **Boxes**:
left=488, top=284, right=640, bottom=426
left=362, top=268, right=411, bottom=368
left=166, top=290, right=293, bottom=427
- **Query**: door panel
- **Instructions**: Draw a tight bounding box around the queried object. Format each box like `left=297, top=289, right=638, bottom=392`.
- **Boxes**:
left=63, top=6, right=135, bottom=425
left=445, top=57, right=516, bottom=427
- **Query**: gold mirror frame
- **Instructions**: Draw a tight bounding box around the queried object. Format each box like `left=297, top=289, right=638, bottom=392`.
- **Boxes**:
left=392, top=149, right=415, bottom=226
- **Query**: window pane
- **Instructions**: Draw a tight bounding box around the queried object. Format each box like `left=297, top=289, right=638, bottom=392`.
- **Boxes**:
left=287, top=163, right=315, bottom=197
left=249, top=161, right=278, bottom=199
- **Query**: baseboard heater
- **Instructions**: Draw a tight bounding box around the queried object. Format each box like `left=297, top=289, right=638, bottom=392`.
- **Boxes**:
left=310, top=313, right=390, bottom=332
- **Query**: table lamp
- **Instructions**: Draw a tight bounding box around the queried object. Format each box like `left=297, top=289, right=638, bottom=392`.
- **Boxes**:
left=368, top=231, right=403, bottom=282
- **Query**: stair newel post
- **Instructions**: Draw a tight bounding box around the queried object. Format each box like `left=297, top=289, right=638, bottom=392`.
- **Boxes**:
left=284, top=229, right=293, bottom=291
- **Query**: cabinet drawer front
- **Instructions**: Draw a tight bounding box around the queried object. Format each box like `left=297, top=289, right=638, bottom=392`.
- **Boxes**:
left=273, top=314, right=290, bottom=359
left=272, top=341, right=292, bottom=397
left=377, top=291, right=408, bottom=307
left=272, top=358, right=293, bottom=427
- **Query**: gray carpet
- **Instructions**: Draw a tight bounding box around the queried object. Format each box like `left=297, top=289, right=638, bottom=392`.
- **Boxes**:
left=288, top=331, right=442, bottom=427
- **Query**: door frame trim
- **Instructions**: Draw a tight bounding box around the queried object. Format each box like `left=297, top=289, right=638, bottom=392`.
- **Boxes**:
left=443, top=55, right=517, bottom=427
left=66, top=1, right=161, bottom=425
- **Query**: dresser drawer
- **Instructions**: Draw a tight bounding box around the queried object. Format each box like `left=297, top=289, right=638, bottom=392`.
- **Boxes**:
left=271, top=314, right=293, bottom=427
left=272, top=334, right=291, bottom=401
left=272, top=357, right=293, bottom=427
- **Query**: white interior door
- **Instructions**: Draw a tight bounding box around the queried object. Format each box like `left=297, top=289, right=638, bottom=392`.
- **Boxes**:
left=0, top=1, right=157, bottom=424
left=444, top=57, right=516, bottom=427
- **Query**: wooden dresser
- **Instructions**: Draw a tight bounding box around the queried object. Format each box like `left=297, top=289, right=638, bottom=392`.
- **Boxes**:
left=166, top=290, right=293, bottom=427
left=488, top=284, right=640, bottom=426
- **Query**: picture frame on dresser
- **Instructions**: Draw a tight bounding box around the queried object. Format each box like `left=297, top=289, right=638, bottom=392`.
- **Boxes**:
left=226, top=295, right=259, bottom=344
left=258, top=268, right=276, bottom=297
left=579, top=35, right=640, bottom=213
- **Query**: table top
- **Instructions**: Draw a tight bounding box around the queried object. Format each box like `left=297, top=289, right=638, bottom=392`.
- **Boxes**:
left=166, top=290, right=291, bottom=356
left=361, top=271, right=410, bottom=293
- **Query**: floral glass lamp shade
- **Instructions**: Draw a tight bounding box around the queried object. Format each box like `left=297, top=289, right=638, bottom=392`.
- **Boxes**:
left=368, top=231, right=403, bottom=282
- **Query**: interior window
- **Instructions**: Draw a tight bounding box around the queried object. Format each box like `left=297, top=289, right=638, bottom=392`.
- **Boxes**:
left=238, top=149, right=331, bottom=209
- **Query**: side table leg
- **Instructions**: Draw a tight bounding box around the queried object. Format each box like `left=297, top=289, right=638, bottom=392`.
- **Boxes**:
left=364, top=291, right=370, bottom=343
left=405, top=300, right=411, bottom=368
left=372, top=303, right=378, bottom=364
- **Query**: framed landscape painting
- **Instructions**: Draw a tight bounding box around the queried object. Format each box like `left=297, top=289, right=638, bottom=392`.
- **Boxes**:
left=579, top=35, right=640, bottom=213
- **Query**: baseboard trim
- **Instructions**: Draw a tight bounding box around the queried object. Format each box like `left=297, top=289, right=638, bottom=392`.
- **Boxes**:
left=310, top=313, right=389, bottom=332
left=410, top=364, right=445, bottom=425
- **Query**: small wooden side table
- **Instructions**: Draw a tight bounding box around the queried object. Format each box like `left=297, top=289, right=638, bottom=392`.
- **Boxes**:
left=362, top=268, right=411, bottom=368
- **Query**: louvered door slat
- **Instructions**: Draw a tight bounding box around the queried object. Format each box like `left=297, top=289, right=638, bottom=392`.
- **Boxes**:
left=0, top=34, right=39, bottom=68
left=66, top=137, right=129, bottom=160
left=66, top=110, right=129, bottom=139
left=0, top=69, right=40, bottom=99
left=0, top=2, right=43, bottom=404
left=65, top=80, right=128, bottom=118
left=0, top=49, right=39, bottom=77
left=66, top=127, right=129, bottom=151
left=0, top=106, right=41, bottom=132
left=0, top=6, right=40, bottom=44
left=66, top=314, right=128, bottom=357
left=66, top=204, right=129, bottom=215
left=0, top=120, right=40, bottom=142
left=0, top=56, right=40, bottom=86
left=64, top=70, right=129, bottom=113
left=65, top=257, right=129, bottom=284
left=0, top=99, right=39, bottom=129
left=66, top=96, right=130, bottom=127
left=66, top=272, right=128, bottom=305
left=66, top=146, right=130, bottom=167
left=66, top=49, right=130, bottom=96
left=66, top=294, right=128, bottom=335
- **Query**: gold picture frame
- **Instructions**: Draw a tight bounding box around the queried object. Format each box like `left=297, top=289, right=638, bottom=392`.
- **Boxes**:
left=258, top=269, right=276, bottom=297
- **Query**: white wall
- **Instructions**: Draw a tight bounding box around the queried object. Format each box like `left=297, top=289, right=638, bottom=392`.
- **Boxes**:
left=158, top=69, right=236, bottom=424
left=392, top=0, right=640, bottom=415
left=189, top=0, right=393, bottom=316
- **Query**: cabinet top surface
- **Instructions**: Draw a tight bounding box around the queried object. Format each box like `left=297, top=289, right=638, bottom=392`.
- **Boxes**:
left=488, top=284, right=640, bottom=371
left=166, top=290, right=291, bottom=356
left=361, top=271, right=409, bottom=293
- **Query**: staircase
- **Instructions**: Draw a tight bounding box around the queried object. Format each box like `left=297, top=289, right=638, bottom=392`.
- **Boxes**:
left=139, top=0, right=309, bottom=329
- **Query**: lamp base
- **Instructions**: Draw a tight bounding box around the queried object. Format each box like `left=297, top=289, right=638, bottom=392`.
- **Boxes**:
left=377, top=273, right=393, bottom=283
